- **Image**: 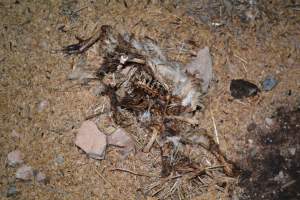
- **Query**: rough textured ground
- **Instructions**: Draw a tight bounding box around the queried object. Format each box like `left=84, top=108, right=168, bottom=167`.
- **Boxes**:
left=0, top=0, right=299, bottom=199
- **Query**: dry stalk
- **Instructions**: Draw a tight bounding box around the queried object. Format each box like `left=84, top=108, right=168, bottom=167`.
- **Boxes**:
left=143, top=128, right=158, bottom=152
left=110, top=167, right=158, bottom=178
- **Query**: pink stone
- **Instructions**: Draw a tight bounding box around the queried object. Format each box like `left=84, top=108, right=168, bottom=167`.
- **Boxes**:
left=16, top=165, right=33, bottom=180
left=35, top=171, right=46, bottom=183
left=107, top=128, right=135, bottom=156
left=37, top=100, right=49, bottom=112
left=7, top=150, right=23, bottom=166
left=75, top=121, right=107, bottom=160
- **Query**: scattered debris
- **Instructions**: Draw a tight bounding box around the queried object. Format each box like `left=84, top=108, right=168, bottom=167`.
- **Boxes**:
left=185, top=46, right=213, bottom=93
left=7, top=150, right=23, bottom=167
left=37, top=100, right=49, bottom=112
left=54, top=155, right=64, bottom=165
left=16, top=165, right=34, bottom=181
left=262, top=75, right=278, bottom=91
left=75, top=121, right=107, bottom=160
left=7, top=185, right=18, bottom=197
left=107, top=128, right=135, bottom=156
left=63, top=25, right=236, bottom=199
left=230, top=79, right=260, bottom=99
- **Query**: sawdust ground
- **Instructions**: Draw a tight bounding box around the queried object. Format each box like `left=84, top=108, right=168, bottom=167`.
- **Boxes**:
left=0, top=0, right=299, bottom=199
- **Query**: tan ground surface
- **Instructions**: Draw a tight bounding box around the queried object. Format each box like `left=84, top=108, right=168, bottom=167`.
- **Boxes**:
left=1, top=0, right=299, bottom=199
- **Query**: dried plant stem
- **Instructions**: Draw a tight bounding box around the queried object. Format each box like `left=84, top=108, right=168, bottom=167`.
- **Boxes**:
left=110, top=168, right=157, bottom=178
left=165, top=115, right=199, bottom=125
left=95, top=169, right=119, bottom=193
left=210, top=112, right=220, bottom=145
left=143, top=128, right=158, bottom=152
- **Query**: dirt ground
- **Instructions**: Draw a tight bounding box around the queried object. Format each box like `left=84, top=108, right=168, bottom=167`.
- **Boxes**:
left=0, top=0, right=299, bottom=199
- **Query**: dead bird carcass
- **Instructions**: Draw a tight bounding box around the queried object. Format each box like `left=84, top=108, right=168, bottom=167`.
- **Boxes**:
left=63, top=25, right=236, bottom=198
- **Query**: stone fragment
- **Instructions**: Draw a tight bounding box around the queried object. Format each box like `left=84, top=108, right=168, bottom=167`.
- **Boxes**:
left=262, top=76, right=278, bottom=91
left=7, top=150, right=23, bottom=166
left=75, top=121, right=107, bottom=159
left=37, top=100, right=49, bottom=112
left=7, top=185, right=18, bottom=197
left=55, top=155, right=64, bottom=165
left=16, top=165, right=34, bottom=181
left=107, top=128, right=134, bottom=156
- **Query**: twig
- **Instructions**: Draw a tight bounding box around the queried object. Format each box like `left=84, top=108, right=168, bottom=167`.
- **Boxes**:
left=162, top=178, right=180, bottom=199
left=242, top=63, right=248, bottom=73
left=110, top=168, right=157, bottom=178
left=74, top=6, right=88, bottom=14
left=143, top=128, right=158, bottom=153
left=234, top=54, right=248, bottom=64
left=85, top=112, right=102, bottom=120
left=281, top=180, right=296, bottom=189
left=95, top=169, right=114, bottom=187
left=128, top=58, right=146, bottom=64
left=165, top=115, right=199, bottom=125
left=210, top=111, right=220, bottom=145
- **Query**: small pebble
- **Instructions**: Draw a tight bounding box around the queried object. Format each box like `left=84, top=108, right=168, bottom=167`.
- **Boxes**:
left=37, top=100, right=49, bottom=112
left=55, top=155, right=64, bottom=165
left=262, top=76, right=278, bottom=91
left=7, top=150, right=23, bottom=166
left=35, top=171, right=46, bottom=183
left=16, top=165, right=34, bottom=180
left=7, top=185, right=18, bottom=197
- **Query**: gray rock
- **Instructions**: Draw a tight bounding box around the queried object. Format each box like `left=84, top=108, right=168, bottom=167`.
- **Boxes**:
left=16, top=165, right=34, bottom=180
left=262, top=76, right=278, bottom=91
left=55, top=155, right=64, bottom=165
left=7, top=150, right=23, bottom=166
left=90, top=83, right=106, bottom=96
left=7, top=185, right=18, bottom=197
